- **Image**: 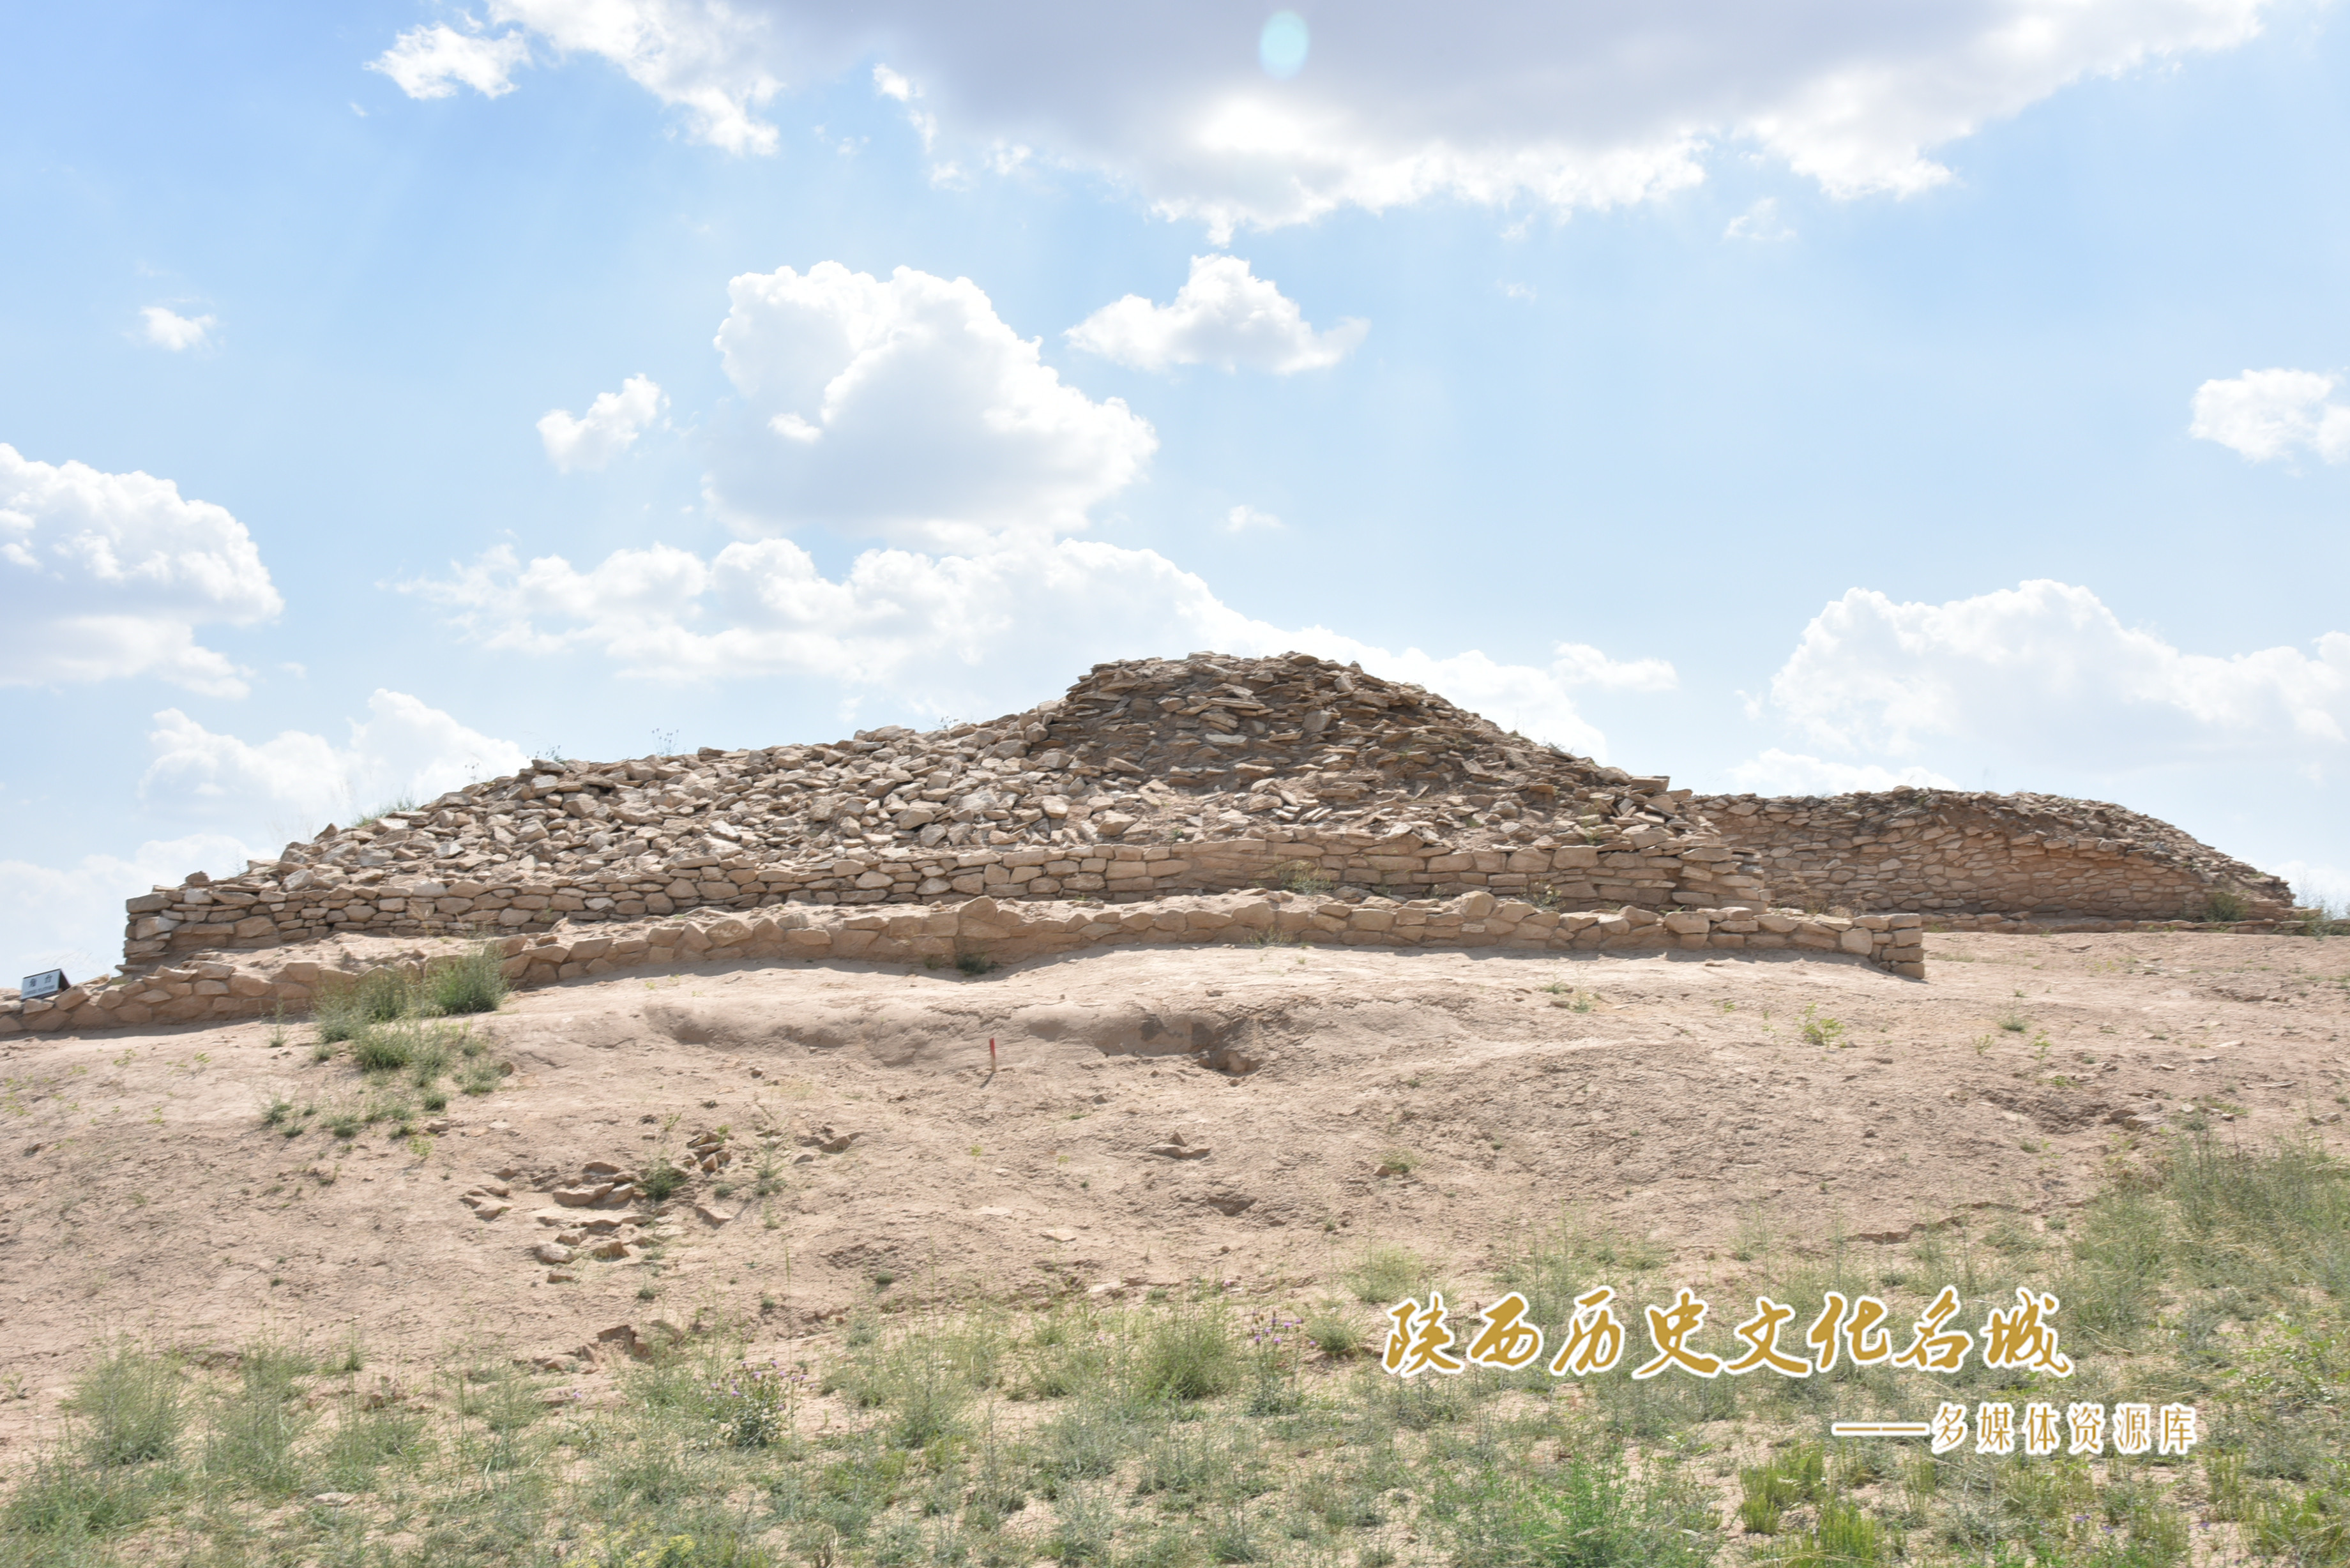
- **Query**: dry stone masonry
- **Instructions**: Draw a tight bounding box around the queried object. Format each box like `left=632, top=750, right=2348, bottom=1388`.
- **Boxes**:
left=3, top=651, right=2295, bottom=1041
left=4, top=890, right=1926, bottom=1035
left=112, top=652, right=1771, bottom=963
left=1695, top=790, right=2293, bottom=924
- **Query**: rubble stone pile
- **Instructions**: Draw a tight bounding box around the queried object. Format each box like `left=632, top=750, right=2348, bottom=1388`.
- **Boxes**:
left=116, top=652, right=1766, bottom=966
left=60, top=652, right=2300, bottom=1029
left=1696, top=789, right=2294, bottom=922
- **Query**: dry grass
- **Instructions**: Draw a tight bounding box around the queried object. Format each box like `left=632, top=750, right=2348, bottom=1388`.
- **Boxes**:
left=5, top=1138, right=2347, bottom=1567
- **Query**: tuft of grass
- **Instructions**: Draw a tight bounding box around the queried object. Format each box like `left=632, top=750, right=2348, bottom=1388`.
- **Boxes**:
left=1279, top=862, right=1335, bottom=897
left=423, top=941, right=509, bottom=1016
left=641, top=1159, right=689, bottom=1202
left=2293, top=898, right=2349, bottom=938
left=73, top=1345, right=183, bottom=1468
left=1435, top=1451, right=1715, bottom=1568
left=1780, top=1499, right=1886, bottom=1567
left=3, top=1445, right=165, bottom=1541
left=953, top=950, right=998, bottom=976
left=2201, top=887, right=2252, bottom=923
left=314, top=967, right=412, bottom=1043
left=1344, top=1244, right=1427, bottom=1305
left=1137, top=1311, right=1239, bottom=1403
left=1738, top=1442, right=1826, bottom=1535
left=349, top=1022, right=416, bottom=1072
left=203, top=1342, right=312, bottom=1498
left=1303, top=1311, right=1363, bottom=1359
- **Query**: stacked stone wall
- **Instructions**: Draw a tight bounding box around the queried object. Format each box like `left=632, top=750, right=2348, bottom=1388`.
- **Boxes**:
left=119, top=827, right=1766, bottom=965
left=6, top=890, right=1925, bottom=1037
left=1694, top=790, right=2294, bottom=923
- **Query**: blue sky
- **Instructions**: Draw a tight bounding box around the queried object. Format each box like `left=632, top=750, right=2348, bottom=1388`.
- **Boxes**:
left=6, top=0, right=2349, bottom=975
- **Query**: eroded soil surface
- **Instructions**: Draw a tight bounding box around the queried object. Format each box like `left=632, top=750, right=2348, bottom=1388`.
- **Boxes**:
left=1, top=930, right=2344, bottom=1456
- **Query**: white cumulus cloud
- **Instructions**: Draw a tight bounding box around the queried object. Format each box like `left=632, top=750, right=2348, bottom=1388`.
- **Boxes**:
left=1067, top=255, right=1366, bottom=374
left=408, top=534, right=1669, bottom=759
left=2188, top=368, right=2350, bottom=464
left=368, top=22, right=531, bottom=99
left=402, top=0, right=2278, bottom=233
left=1224, top=505, right=1283, bottom=532
left=1723, top=748, right=1959, bottom=795
left=0, top=444, right=282, bottom=697
left=1, top=833, right=255, bottom=981
left=1761, top=580, right=2350, bottom=772
left=139, top=306, right=217, bottom=351
left=538, top=374, right=668, bottom=471
left=483, top=0, right=782, bottom=151
left=140, top=691, right=530, bottom=840
left=708, top=262, right=1156, bottom=549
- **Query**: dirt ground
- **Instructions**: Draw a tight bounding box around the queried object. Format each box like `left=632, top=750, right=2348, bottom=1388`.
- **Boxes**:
left=2, top=929, right=2345, bottom=1460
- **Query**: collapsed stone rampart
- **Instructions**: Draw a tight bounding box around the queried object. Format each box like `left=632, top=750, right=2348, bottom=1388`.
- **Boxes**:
left=80, top=653, right=2296, bottom=1008
left=4, top=889, right=1925, bottom=1036
left=1694, top=789, right=2293, bottom=923
left=116, top=652, right=1767, bottom=968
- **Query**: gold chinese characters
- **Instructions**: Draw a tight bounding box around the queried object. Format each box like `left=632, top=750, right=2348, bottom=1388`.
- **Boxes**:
left=1380, top=1284, right=2078, bottom=1382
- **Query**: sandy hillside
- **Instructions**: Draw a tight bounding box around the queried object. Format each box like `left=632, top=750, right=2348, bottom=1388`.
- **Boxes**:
left=1, top=929, right=2344, bottom=1456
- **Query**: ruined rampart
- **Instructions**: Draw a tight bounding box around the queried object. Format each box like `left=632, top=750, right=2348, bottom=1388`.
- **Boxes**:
left=3, top=889, right=1925, bottom=1036
left=19, top=656, right=2303, bottom=1033
left=1694, top=789, right=2294, bottom=922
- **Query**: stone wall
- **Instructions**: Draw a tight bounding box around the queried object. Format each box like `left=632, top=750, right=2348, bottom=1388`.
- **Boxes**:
left=119, top=825, right=1767, bottom=966
left=1694, top=789, right=2294, bottom=921
left=6, top=889, right=1925, bottom=1036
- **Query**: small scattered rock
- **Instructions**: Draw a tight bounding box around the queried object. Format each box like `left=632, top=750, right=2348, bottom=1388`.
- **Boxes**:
left=1041, top=1226, right=1079, bottom=1242
left=693, top=1200, right=737, bottom=1226
left=595, top=1323, right=648, bottom=1360
left=1146, top=1133, right=1210, bottom=1160
left=534, top=1242, right=574, bottom=1265
left=545, top=1269, right=578, bottom=1283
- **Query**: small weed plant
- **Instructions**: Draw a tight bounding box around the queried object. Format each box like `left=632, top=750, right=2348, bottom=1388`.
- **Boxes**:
left=282, top=940, right=510, bottom=1140
left=1799, top=1005, right=1847, bottom=1048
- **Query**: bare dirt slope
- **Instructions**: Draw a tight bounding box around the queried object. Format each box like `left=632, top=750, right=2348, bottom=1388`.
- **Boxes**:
left=1, top=931, right=2345, bottom=1456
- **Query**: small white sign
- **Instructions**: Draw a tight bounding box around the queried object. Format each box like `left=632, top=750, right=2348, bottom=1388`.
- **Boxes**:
left=21, top=969, right=67, bottom=1001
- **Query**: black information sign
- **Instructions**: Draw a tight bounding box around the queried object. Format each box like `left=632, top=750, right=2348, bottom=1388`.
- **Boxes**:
left=20, top=970, right=66, bottom=1001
